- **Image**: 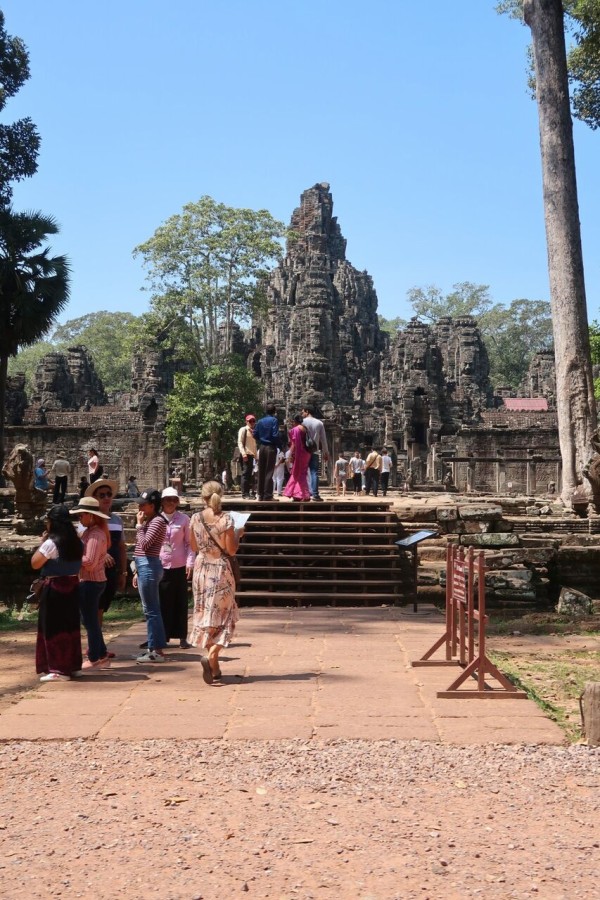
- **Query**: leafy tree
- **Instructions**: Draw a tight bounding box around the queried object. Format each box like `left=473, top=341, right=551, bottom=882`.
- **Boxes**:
left=134, top=197, right=286, bottom=366
left=51, top=311, right=139, bottom=393
left=8, top=310, right=141, bottom=394
left=6, top=339, right=53, bottom=393
left=406, top=282, right=494, bottom=323
left=0, top=11, right=40, bottom=206
left=483, top=298, right=553, bottom=388
left=521, top=0, right=597, bottom=507
left=405, top=283, right=553, bottom=389
left=497, top=1, right=600, bottom=128
left=377, top=314, right=406, bottom=336
left=165, top=356, right=262, bottom=466
left=0, top=209, right=69, bottom=475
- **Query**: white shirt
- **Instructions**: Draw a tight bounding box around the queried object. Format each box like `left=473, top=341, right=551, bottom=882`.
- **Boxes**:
left=381, top=454, right=392, bottom=473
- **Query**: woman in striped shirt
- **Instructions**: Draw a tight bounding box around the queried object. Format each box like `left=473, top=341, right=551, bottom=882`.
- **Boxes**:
left=70, top=496, right=111, bottom=670
left=132, top=489, right=168, bottom=663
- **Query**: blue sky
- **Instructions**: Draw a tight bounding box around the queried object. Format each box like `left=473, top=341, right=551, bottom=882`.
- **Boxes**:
left=2, top=0, right=600, bottom=324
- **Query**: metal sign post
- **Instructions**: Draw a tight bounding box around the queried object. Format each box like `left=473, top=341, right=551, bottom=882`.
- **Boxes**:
left=395, top=530, right=438, bottom=613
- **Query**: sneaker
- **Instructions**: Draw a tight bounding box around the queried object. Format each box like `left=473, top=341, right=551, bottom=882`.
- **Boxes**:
left=136, top=650, right=166, bottom=663
left=40, top=673, right=70, bottom=682
left=311, top=495, right=324, bottom=501
left=179, top=640, right=191, bottom=649
left=97, top=656, right=111, bottom=668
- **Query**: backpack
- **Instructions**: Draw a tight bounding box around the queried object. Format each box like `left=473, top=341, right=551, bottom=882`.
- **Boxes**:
left=304, top=431, right=316, bottom=452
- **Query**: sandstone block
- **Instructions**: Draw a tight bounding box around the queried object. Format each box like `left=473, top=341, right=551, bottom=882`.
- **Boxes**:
left=460, top=533, right=520, bottom=548
left=458, top=504, right=503, bottom=521
left=556, top=587, right=594, bottom=618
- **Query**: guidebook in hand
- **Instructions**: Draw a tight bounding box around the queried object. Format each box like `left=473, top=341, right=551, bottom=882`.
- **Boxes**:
left=230, top=511, right=251, bottom=530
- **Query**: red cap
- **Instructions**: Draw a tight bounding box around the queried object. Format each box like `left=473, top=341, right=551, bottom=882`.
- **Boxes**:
left=245, top=414, right=256, bottom=422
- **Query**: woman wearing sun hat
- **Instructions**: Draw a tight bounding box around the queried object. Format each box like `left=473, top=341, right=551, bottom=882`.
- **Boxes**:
left=70, top=496, right=111, bottom=670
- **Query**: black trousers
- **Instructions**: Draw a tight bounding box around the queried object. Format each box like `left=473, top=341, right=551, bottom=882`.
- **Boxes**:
left=158, top=567, right=189, bottom=641
left=240, top=455, right=255, bottom=498
left=365, top=468, right=380, bottom=496
left=257, top=444, right=277, bottom=500
left=380, top=472, right=390, bottom=495
left=353, top=473, right=362, bottom=494
left=53, top=476, right=68, bottom=504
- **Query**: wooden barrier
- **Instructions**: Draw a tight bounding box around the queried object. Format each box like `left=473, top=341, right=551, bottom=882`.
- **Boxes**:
left=412, top=544, right=527, bottom=699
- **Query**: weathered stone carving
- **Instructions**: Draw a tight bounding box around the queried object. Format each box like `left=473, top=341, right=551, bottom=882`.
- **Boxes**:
left=2, top=444, right=47, bottom=520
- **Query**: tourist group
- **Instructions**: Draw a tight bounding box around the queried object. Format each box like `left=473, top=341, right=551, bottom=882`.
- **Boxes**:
left=32, top=478, right=241, bottom=687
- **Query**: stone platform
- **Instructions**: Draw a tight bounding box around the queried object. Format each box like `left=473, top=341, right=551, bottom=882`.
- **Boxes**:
left=0, top=607, right=564, bottom=744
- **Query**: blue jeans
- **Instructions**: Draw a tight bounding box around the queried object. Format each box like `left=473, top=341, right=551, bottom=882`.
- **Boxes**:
left=79, top=581, right=108, bottom=662
left=308, top=453, right=320, bottom=498
left=136, top=556, right=166, bottom=651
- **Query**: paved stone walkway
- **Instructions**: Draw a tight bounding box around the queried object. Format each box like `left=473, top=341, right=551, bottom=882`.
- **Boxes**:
left=0, top=607, right=564, bottom=743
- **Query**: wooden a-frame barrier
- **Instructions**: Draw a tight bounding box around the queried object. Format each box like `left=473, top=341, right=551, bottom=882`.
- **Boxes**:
left=412, top=544, right=527, bottom=699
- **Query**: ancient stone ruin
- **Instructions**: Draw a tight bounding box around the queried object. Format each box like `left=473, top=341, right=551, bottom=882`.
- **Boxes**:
left=4, top=182, right=561, bottom=496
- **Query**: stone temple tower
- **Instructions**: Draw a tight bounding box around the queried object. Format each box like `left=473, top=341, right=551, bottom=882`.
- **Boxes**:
left=250, top=182, right=386, bottom=417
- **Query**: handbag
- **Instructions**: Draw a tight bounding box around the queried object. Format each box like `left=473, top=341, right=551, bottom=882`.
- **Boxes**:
left=201, top=515, right=241, bottom=589
left=26, top=577, right=47, bottom=610
left=303, top=430, right=316, bottom=452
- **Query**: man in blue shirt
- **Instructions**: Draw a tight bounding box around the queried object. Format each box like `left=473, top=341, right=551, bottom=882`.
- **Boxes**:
left=253, top=403, right=281, bottom=501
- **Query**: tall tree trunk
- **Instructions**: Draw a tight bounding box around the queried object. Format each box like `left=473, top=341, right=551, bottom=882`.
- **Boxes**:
left=524, top=0, right=597, bottom=507
left=0, top=353, right=8, bottom=487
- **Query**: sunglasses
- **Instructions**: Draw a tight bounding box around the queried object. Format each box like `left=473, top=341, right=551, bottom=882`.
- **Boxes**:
left=96, top=491, right=113, bottom=499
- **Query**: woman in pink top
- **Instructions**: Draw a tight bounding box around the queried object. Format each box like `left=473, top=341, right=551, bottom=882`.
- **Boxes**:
left=70, top=496, right=110, bottom=669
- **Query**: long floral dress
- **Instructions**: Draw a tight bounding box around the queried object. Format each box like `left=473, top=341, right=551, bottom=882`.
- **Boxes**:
left=283, top=425, right=311, bottom=500
left=189, top=511, right=239, bottom=649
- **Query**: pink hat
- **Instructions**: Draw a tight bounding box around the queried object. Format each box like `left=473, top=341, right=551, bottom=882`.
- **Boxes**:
left=245, top=414, right=256, bottom=422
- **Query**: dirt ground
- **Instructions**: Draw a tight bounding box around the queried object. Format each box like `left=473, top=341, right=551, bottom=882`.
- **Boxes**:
left=1, top=618, right=599, bottom=899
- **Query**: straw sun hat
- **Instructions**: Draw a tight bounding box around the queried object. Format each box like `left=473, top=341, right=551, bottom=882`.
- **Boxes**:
left=69, top=496, right=110, bottom=520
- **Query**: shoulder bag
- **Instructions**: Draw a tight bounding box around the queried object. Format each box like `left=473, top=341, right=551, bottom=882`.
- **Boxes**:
left=201, top=514, right=241, bottom=589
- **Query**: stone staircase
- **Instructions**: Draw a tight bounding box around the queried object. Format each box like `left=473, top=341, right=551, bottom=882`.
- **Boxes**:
left=225, top=499, right=404, bottom=606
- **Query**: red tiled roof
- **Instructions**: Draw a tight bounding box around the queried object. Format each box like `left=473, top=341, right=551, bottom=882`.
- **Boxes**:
left=502, top=398, right=549, bottom=411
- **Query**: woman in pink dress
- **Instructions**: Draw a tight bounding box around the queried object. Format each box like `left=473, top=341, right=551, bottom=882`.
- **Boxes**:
left=283, top=415, right=311, bottom=501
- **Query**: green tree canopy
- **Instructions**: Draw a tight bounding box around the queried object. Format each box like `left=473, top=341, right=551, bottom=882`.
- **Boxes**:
left=497, top=0, right=600, bottom=128
left=8, top=310, right=141, bottom=394
left=405, top=282, right=553, bottom=389
left=134, top=196, right=286, bottom=366
left=165, top=356, right=263, bottom=465
left=0, top=11, right=40, bottom=206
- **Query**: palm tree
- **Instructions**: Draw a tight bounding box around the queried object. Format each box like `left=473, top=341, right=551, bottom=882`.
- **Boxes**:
left=0, top=209, right=70, bottom=478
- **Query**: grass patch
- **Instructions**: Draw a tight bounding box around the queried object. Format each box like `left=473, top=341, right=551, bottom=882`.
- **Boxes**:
left=487, top=610, right=600, bottom=637
left=0, top=607, right=37, bottom=632
left=490, top=648, right=600, bottom=742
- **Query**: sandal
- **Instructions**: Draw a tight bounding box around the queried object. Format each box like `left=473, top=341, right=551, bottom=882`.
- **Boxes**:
left=200, top=656, right=213, bottom=685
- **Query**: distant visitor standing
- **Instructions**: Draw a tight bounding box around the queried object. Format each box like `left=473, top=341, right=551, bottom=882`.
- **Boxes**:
left=34, top=458, right=50, bottom=492
left=127, top=475, right=140, bottom=497
left=253, top=402, right=281, bottom=501
left=237, top=414, right=257, bottom=499
left=50, top=452, right=71, bottom=503
left=283, top=415, right=311, bottom=501
left=380, top=448, right=392, bottom=496
left=349, top=451, right=364, bottom=496
left=364, top=448, right=382, bottom=497
left=334, top=452, right=348, bottom=497
left=87, top=447, right=102, bottom=483
left=301, top=406, right=329, bottom=501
